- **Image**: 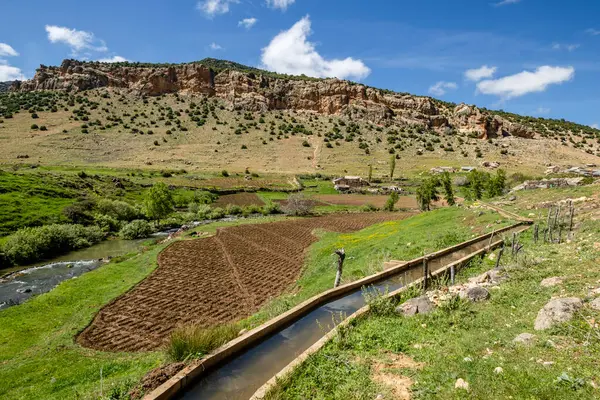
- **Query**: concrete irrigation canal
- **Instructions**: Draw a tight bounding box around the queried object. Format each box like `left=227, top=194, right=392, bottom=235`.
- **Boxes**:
left=148, top=217, right=531, bottom=400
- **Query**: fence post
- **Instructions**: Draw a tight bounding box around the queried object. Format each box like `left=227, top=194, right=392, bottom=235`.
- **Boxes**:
left=546, top=206, right=553, bottom=243
left=333, top=249, right=345, bottom=288
left=423, top=257, right=429, bottom=292
left=450, top=264, right=455, bottom=285
left=488, top=229, right=495, bottom=249
left=569, top=202, right=574, bottom=232
left=511, top=232, right=517, bottom=257
left=495, top=244, right=505, bottom=270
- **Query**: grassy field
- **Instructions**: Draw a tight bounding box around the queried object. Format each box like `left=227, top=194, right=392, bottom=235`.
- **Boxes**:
left=266, top=188, right=600, bottom=399
left=0, top=245, right=167, bottom=400
left=0, top=205, right=512, bottom=399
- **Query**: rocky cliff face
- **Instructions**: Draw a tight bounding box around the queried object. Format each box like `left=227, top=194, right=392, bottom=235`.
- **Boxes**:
left=12, top=59, right=535, bottom=139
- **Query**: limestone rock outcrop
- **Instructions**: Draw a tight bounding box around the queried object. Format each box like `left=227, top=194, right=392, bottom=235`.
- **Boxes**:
left=12, top=59, right=539, bottom=139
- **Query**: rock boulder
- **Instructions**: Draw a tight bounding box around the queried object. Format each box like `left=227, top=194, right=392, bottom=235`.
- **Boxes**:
left=534, top=297, right=583, bottom=330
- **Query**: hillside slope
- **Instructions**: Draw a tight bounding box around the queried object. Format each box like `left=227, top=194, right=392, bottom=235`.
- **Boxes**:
left=1, top=59, right=599, bottom=175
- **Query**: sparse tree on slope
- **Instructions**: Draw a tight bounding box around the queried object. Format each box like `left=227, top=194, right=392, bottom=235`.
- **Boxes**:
left=416, top=177, right=440, bottom=211
left=440, top=172, right=456, bottom=206
left=144, top=182, right=174, bottom=224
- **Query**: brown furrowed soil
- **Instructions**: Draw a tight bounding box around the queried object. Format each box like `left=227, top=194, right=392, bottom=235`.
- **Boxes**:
left=213, top=193, right=265, bottom=208
left=314, top=194, right=419, bottom=209
left=77, top=213, right=412, bottom=352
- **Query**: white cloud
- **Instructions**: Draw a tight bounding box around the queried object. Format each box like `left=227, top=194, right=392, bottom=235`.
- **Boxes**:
left=586, top=28, right=600, bottom=36
left=210, top=42, right=223, bottom=50
left=239, top=18, right=258, bottom=29
left=493, top=0, right=521, bottom=6
left=98, top=55, right=128, bottom=63
left=428, top=81, right=458, bottom=96
left=0, top=64, right=25, bottom=81
left=477, top=65, right=574, bottom=99
left=197, top=0, right=238, bottom=17
left=0, top=43, right=19, bottom=57
left=534, top=107, right=550, bottom=115
left=552, top=43, right=580, bottom=52
left=465, top=65, right=497, bottom=82
left=266, top=0, right=295, bottom=10
left=45, top=25, right=108, bottom=54
left=261, top=16, right=370, bottom=80
left=591, top=123, right=599, bottom=129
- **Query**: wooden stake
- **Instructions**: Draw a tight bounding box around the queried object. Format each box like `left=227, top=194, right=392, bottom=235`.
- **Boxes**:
left=511, top=232, right=517, bottom=257
left=450, top=264, right=455, bottom=285
left=488, top=229, right=495, bottom=249
left=333, top=249, right=345, bottom=288
left=546, top=207, right=553, bottom=243
left=423, top=257, right=429, bottom=291
left=495, top=245, right=505, bottom=270
left=569, top=202, right=574, bottom=232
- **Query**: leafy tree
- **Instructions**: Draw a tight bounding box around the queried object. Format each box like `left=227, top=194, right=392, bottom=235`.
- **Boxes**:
left=389, top=154, right=396, bottom=181
left=144, top=182, right=174, bottom=223
left=486, top=169, right=506, bottom=198
left=467, top=169, right=485, bottom=200
left=384, top=191, right=399, bottom=211
left=416, top=177, right=440, bottom=211
left=440, top=172, right=456, bottom=206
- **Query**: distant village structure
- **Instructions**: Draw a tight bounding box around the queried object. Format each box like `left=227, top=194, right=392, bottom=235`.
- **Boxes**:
left=332, top=176, right=401, bottom=194
left=332, top=176, right=369, bottom=191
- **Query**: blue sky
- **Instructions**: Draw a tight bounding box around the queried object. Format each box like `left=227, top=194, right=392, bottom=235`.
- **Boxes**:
left=1, top=0, right=599, bottom=127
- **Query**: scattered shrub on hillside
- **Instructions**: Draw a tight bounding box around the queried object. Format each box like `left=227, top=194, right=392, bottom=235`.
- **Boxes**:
left=62, top=200, right=96, bottom=225
left=166, top=323, right=239, bottom=362
left=94, top=214, right=121, bottom=233
left=196, top=204, right=212, bottom=220
left=96, top=199, right=140, bottom=221
left=383, top=191, right=400, bottom=212
left=209, top=207, right=225, bottom=220
left=225, top=204, right=243, bottom=215
left=118, top=220, right=154, bottom=240
left=262, top=202, right=282, bottom=215
left=242, top=204, right=262, bottom=217
left=2, top=224, right=105, bottom=265
left=361, top=203, right=379, bottom=212
left=221, top=170, right=229, bottom=177
left=283, top=194, right=314, bottom=216
left=188, top=202, right=200, bottom=214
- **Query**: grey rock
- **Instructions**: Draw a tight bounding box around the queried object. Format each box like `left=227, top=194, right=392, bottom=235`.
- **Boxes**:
left=509, top=195, right=517, bottom=201
left=589, top=297, right=600, bottom=311
left=540, top=276, right=563, bottom=288
left=513, top=332, right=536, bottom=346
left=395, top=296, right=435, bottom=316
left=462, top=286, right=490, bottom=302
left=534, top=297, right=583, bottom=330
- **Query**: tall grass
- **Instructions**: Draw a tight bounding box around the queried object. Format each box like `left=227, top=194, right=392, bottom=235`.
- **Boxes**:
left=166, top=323, right=240, bottom=362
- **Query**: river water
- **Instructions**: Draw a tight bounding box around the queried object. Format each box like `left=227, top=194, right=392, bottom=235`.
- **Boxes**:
left=0, top=238, right=151, bottom=310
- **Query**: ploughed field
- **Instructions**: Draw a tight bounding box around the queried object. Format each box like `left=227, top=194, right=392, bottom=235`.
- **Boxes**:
left=77, top=213, right=411, bottom=352
left=212, top=192, right=265, bottom=208
left=314, top=194, right=419, bottom=209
